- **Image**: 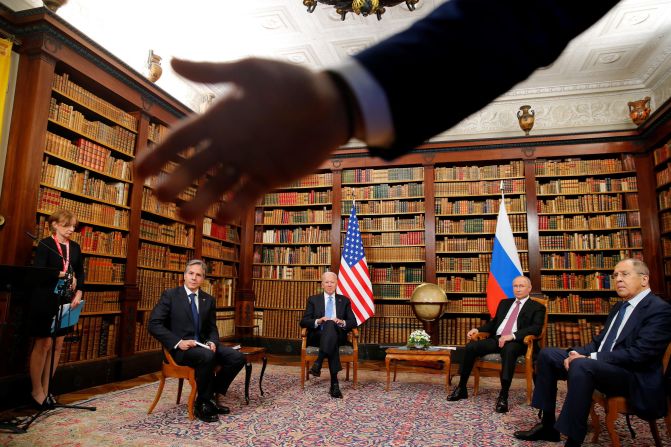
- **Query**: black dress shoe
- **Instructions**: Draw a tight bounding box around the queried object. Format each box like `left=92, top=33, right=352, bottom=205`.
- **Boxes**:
left=447, top=386, right=467, bottom=401
left=194, top=402, right=219, bottom=423
left=329, top=383, right=343, bottom=398
left=564, top=438, right=582, bottom=447
left=514, top=423, right=561, bottom=442
left=495, top=396, right=509, bottom=413
left=309, top=363, right=322, bottom=377
left=207, top=399, right=230, bottom=414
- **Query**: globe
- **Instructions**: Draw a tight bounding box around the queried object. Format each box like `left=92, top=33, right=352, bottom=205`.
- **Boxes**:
left=410, top=283, right=447, bottom=322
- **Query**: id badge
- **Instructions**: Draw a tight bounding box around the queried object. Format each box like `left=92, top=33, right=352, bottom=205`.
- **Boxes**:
left=54, top=278, right=65, bottom=293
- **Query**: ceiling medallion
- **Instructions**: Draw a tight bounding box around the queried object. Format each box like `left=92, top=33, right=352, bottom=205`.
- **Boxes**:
left=303, top=0, right=419, bottom=21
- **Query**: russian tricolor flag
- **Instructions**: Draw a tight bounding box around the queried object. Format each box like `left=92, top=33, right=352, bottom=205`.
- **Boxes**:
left=486, top=186, right=522, bottom=317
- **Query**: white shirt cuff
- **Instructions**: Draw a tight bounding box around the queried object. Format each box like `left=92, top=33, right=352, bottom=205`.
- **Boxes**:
left=330, top=59, right=395, bottom=148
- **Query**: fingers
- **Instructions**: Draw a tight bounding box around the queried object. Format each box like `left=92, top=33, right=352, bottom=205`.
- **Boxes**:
left=215, top=178, right=267, bottom=223
left=171, top=58, right=253, bottom=85
left=177, top=164, right=242, bottom=220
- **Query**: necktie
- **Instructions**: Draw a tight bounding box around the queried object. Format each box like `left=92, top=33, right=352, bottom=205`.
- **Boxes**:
left=600, top=301, right=630, bottom=352
left=500, top=300, right=521, bottom=336
left=189, top=293, right=199, bottom=340
left=326, top=295, right=335, bottom=319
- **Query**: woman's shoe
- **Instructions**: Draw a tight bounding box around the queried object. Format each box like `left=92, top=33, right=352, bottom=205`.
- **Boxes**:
left=29, top=396, right=48, bottom=411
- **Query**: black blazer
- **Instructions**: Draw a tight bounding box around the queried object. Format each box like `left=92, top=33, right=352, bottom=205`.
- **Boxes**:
left=355, top=0, right=619, bottom=157
left=574, top=292, right=671, bottom=419
left=300, top=293, right=357, bottom=336
left=479, top=297, right=545, bottom=343
left=34, top=236, right=85, bottom=309
left=148, top=286, right=219, bottom=350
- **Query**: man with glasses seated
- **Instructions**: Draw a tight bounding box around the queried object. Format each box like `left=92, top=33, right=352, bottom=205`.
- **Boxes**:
left=513, top=258, right=671, bottom=447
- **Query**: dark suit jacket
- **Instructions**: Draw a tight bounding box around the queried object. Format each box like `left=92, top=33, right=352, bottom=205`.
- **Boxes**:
left=355, top=0, right=619, bottom=158
left=33, top=237, right=85, bottom=308
left=479, top=297, right=545, bottom=344
left=300, top=293, right=357, bottom=344
left=148, top=286, right=220, bottom=350
left=574, top=292, right=671, bottom=419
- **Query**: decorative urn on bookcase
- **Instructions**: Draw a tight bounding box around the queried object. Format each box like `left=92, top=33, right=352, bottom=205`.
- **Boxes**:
left=146, top=50, right=163, bottom=83
left=409, top=283, right=447, bottom=345
left=517, top=105, right=535, bottom=135
left=43, top=0, right=68, bottom=12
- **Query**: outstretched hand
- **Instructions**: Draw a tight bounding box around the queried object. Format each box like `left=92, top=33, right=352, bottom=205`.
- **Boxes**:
left=135, top=57, right=351, bottom=222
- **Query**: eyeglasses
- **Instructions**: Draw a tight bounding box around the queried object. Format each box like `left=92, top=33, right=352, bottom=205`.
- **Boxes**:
left=610, top=272, right=643, bottom=280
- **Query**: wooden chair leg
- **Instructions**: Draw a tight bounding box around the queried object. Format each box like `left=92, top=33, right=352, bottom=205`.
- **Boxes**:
left=176, top=378, right=184, bottom=404
left=605, top=401, right=622, bottom=447
left=525, top=364, right=533, bottom=405
left=147, top=374, right=166, bottom=415
left=589, top=402, right=601, bottom=443
left=473, top=367, right=480, bottom=396
left=186, top=377, right=197, bottom=420
left=353, top=361, right=357, bottom=389
left=648, top=419, right=662, bottom=447
left=345, top=362, right=350, bottom=382
left=393, top=362, right=397, bottom=383
left=301, top=360, right=308, bottom=388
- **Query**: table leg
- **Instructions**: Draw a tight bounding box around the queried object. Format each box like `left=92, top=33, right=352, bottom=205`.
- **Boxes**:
left=259, top=356, right=267, bottom=396
left=385, top=356, right=392, bottom=391
left=244, top=362, right=252, bottom=405
left=444, top=359, right=452, bottom=394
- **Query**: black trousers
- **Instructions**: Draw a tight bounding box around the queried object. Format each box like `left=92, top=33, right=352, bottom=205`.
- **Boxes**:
left=459, top=337, right=526, bottom=385
left=532, top=347, right=632, bottom=442
left=308, top=321, right=348, bottom=377
left=173, top=344, right=245, bottom=403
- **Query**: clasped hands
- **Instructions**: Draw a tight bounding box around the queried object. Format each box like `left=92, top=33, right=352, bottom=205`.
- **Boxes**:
left=564, top=350, right=588, bottom=370
left=317, top=316, right=344, bottom=327
left=177, top=339, right=216, bottom=351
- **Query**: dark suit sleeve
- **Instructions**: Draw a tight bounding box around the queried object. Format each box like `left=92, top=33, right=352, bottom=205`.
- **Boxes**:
left=513, top=300, right=545, bottom=341
left=356, top=0, right=619, bottom=157
left=148, top=289, right=180, bottom=349
left=300, top=295, right=319, bottom=328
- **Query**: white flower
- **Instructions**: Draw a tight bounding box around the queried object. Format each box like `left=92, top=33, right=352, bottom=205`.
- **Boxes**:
left=407, top=329, right=431, bottom=346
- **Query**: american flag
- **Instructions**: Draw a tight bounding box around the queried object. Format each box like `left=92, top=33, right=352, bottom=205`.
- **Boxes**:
left=337, top=203, right=374, bottom=325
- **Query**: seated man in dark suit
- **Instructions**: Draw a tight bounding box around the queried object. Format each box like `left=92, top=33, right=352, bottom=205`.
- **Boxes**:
left=514, top=258, right=671, bottom=447
left=149, top=259, right=245, bottom=422
left=300, top=271, right=357, bottom=399
left=448, top=275, right=545, bottom=413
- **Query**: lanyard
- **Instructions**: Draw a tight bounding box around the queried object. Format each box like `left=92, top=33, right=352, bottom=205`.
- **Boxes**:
left=52, top=235, right=70, bottom=273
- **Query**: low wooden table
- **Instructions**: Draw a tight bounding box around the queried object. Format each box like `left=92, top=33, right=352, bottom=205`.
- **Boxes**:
left=384, top=347, right=453, bottom=395
left=239, top=347, right=267, bottom=404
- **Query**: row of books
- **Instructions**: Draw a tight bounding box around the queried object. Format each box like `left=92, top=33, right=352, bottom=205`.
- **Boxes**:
left=202, top=218, right=239, bottom=242
left=144, top=170, right=197, bottom=202
left=259, top=309, right=303, bottom=339
left=73, top=225, right=127, bottom=257
left=142, top=188, right=180, bottom=219
left=540, top=252, right=628, bottom=270
left=436, top=215, right=527, bottom=234
left=658, top=189, right=671, bottom=211
left=45, top=132, right=132, bottom=181
left=345, top=215, right=425, bottom=232
left=659, top=212, right=671, bottom=233
left=435, top=196, right=526, bottom=215
left=656, top=163, right=671, bottom=187
left=342, top=183, right=424, bottom=200
left=255, top=227, right=331, bottom=244
left=147, top=122, right=168, bottom=143
left=137, top=269, right=181, bottom=310
left=253, top=279, right=321, bottom=309
left=281, top=172, right=333, bottom=188
left=365, top=246, right=425, bottom=262
left=434, top=161, right=524, bottom=181
left=201, top=279, right=235, bottom=307
left=53, top=73, right=137, bottom=132
left=370, top=266, right=425, bottom=283
left=436, top=236, right=529, bottom=252
left=254, top=246, right=331, bottom=265
left=205, top=260, right=237, bottom=278
left=538, top=212, right=640, bottom=231
left=255, top=208, right=332, bottom=225
left=139, top=219, right=195, bottom=248
left=540, top=273, right=614, bottom=290
left=444, top=296, right=489, bottom=313
left=358, top=317, right=424, bottom=344
left=436, top=254, right=492, bottom=273
left=342, top=167, right=424, bottom=184
left=536, top=177, right=637, bottom=195
left=83, top=257, right=125, bottom=283
left=546, top=320, right=605, bottom=348
left=437, top=275, right=488, bottom=293
left=138, top=241, right=193, bottom=271
left=252, top=265, right=327, bottom=281
left=38, top=187, right=130, bottom=229
left=216, top=312, right=235, bottom=338
left=534, top=156, right=634, bottom=177
left=202, top=239, right=239, bottom=261
left=537, top=193, right=639, bottom=214
left=652, top=140, right=671, bottom=166
left=79, top=290, right=121, bottom=313
left=539, top=230, right=642, bottom=250
left=357, top=231, right=425, bottom=247
left=60, top=315, right=119, bottom=364
left=372, top=283, right=417, bottom=299
left=435, top=179, right=525, bottom=196
left=135, top=312, right=161, bottom=352
left=49, top=98, right=136, bottom=155
left=260, top=190, right=332, bottom=206
left=41, top=160, right=130, bottom=206
left=373, top=303, right=417, bottom=317
left=342, top=199, right=425, bottom=215
left=545, top=294, right=614, bottom=314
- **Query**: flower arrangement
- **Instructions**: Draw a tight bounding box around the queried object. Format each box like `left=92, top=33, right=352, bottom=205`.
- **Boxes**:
left=407, top=329, right=431, bottom=349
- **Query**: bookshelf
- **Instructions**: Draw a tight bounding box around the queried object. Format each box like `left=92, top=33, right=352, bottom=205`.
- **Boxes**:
left=653, top=138, right=671, bottom=299
left=252, top=172, right=334, bottom=339
left=535, top=154, right=641, bottom=347
left=341, top=167, right=426, bottom=344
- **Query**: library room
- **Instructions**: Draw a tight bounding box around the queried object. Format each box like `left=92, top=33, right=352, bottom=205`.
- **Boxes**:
left=1, top=1, right=671, bottom=446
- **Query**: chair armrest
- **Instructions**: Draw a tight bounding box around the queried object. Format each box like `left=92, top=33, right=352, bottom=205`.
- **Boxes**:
left=349, top=328, right=359, bottom=348
left=300, top=327, right=307, bottom=349
left=523, top=334, right=539, bottom=361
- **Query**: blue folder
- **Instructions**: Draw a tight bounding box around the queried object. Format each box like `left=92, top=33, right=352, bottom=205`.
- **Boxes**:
left=51, top=300, right=85, bottom=333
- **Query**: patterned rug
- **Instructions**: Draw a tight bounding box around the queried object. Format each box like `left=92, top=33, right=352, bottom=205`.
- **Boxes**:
left=0, top=365, right=666, bottom=447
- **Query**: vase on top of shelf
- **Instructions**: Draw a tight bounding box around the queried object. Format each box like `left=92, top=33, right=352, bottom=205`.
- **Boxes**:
left=146, top=50, right=163, bottom=83
left=43, top=0, right=68, bottom=12
left=517, top=105, right=535, bottom=135
left=627, top=96, right=651, bottom=126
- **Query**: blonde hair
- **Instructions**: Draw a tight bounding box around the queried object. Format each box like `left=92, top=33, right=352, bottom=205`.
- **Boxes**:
left=48, top=209, right=77, bottom=233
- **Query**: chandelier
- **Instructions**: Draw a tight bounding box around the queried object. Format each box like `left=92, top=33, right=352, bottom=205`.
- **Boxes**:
left=303, top=0, right=420, bottom=21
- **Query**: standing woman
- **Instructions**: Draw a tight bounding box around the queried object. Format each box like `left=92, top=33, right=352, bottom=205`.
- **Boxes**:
left=28, top=209, right=84, bottom=409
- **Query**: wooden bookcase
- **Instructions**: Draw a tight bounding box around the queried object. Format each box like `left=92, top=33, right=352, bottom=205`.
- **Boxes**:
left=653, top=139, right=671, bottom=299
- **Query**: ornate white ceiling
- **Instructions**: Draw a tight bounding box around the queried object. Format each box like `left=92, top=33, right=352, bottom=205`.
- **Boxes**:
left=5, top=0, right=671, bottom=142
